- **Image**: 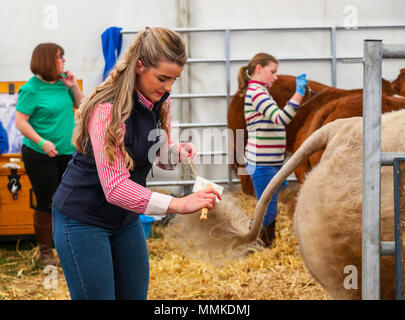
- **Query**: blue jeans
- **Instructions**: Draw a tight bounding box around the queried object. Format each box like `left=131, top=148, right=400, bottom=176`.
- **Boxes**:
left=52, top=206, right=149, bottom=300
left=246, top=163, right=281, bottom=227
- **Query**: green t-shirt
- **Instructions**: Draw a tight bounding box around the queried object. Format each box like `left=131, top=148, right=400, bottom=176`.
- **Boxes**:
left=16, top=75, right=76, bottom=155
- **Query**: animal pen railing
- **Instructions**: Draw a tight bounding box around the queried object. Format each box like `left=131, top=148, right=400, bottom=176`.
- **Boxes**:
left=121, top=25, right=405, bottom=191
left=362, top=40, right=405, bottom=300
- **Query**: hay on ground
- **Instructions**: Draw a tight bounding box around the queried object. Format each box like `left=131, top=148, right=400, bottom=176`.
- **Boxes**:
left=147, top=185, right=327, bottom=300
left=0, top=183, right=327, bottom=300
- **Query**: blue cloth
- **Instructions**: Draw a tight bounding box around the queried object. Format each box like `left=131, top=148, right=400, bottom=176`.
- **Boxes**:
left=246, top=163, right=282, bottom=227
left=101, top=27, right=123, bottom=80
left=52, top=206, right=149, bottom=300
left=139, top=214, right=155, bottom=238
left=0, top=121, right=9, bottom=154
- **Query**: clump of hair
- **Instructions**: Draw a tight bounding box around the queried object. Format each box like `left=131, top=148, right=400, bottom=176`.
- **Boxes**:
left=165, top=194, right=263, bottom=265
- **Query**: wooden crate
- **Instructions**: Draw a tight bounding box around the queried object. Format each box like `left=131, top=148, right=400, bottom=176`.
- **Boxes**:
left=0, top=153, right=35, bottom=236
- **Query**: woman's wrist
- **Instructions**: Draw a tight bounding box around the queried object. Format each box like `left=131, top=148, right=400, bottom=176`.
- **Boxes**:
left=37, top=138, right=46, bottom=147
left=167, top=197, right=180, bottom=214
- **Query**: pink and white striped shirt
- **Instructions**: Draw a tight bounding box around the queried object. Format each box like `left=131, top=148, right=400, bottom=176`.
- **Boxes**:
left=87, top=91, right=174, bottom=216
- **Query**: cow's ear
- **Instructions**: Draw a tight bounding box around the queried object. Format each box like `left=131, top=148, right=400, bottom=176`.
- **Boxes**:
left=400, top=68, right=405, bottom=74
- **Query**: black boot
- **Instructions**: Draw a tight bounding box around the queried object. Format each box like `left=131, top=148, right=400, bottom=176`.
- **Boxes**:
left=259, top=221, right=276, bottom=248
left=34, top=211, right=57, bottom=265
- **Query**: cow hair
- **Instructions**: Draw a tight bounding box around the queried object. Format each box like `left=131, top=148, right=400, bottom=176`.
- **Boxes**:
left=165, top=194, right=263, bottom=265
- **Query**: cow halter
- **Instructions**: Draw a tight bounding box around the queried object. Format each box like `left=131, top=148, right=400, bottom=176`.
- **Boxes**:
left=301, top=85, right=328, bottom=107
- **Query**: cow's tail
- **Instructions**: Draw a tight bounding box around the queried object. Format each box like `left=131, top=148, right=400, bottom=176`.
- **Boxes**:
left=232, top=118, right=345, bottom=246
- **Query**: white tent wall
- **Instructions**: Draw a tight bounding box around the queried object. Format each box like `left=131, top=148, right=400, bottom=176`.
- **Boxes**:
left=1, top=0, right=404, bottom=194
left=0, top=0, right=178, bottom=93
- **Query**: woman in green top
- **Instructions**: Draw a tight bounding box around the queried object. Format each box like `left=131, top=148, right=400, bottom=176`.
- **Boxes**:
left=15, top=43, right=84, bottom=265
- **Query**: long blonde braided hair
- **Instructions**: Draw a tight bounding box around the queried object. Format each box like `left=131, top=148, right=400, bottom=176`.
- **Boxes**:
left=72, top=27, right=187, bottom=170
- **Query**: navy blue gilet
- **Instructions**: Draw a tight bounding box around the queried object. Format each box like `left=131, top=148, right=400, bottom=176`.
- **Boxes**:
left=52, top=92, right=169, bottom=230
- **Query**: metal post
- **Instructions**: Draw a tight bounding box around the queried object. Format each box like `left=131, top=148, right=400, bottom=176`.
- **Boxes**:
left=224, top=29, right=232, bottom=185
left=330, top=26, right=337, bottom=87
left=362, top=39, right=383, bottom=300
left=393, top=158, right=404, bottom=300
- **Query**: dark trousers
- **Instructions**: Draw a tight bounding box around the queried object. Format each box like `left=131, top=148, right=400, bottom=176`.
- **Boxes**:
left=22, top=145, right=72, bottom=213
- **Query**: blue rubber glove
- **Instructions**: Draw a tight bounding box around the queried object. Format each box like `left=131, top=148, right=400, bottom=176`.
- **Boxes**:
left=296, top=73, right=307, bottom=96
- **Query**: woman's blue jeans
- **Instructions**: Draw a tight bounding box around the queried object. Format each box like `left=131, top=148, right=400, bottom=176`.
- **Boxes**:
left=246, top=163, right=281, bottom=227
left=52, top=206, right=149, bottom=300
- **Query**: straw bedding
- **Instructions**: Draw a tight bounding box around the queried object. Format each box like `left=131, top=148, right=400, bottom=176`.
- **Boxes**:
left=164, top=193, right=262, bottom=265
left=0, top=183, right=327, bottom=300
left=148, top=184, right=327, bottom=300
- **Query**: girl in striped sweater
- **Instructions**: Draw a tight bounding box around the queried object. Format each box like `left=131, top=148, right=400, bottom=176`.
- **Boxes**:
left=238, top=52, right=307, bottom=247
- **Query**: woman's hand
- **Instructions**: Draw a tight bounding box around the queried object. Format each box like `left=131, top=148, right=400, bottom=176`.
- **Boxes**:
left=41, top=140, right=58, bottom=158
left=171, top=142, right=197, bottom=163
left=60, top=70, right=78, bottom=89
left=15, top=111, right=58, bottom=158
left=60, top=70, right=84, bottom=107
left=167, top=187, right=222, bottom=214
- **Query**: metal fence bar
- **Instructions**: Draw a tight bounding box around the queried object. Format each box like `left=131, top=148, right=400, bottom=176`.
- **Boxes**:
left=173, top=122, right=227, bottom=128
left=187, top=54, right=399, bottom=64
left=187, top=56, right=352, bottom=64
left=330, top=26, right=337, bottom=87
left=187, top=56, right=335, bottom=63
left=393, top=158, right=404, bottom=300
left=122, top=24, right=405, bottom=35
left=196, top=151, right=227, bottom=156
left=147, top=178, right=240, bottom=187
left=383, top=44, right=405, bottom=59
left=171, top=93, right=226, bottom=98
left=336, top=24, right=405, bottom=30
left=225, top=29, right=231, bottom=108
left=225, top=28, right=232, bottom=185
left=121, top=25, right=332, bottom=34
left=362, top=39, right=383, bottom=300
left=381, top=152, right=405, bottom=166
left=381, top=241, right=395, bottom=256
